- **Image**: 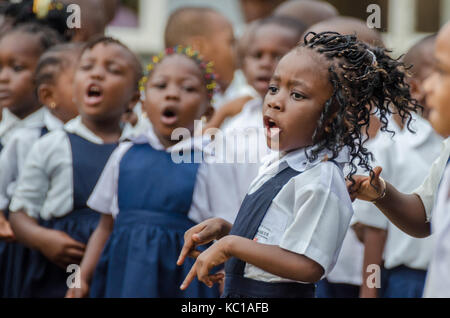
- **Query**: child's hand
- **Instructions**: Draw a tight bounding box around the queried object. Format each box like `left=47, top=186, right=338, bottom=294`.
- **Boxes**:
left=65, top=279, right=90, bottom=298
left=177, top=218, right=232, bottom=266
left=180, top=236, right=233, bottom=290
left=0, top=217, right=15, bottom=242
left=347, top=167, right=386, bottom=202
left=39, top=230, right=86, bottom=269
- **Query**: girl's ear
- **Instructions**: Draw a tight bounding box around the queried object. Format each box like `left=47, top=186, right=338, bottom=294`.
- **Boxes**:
left=37, top=84, right=55, bottom=107
left=127, top=90, right=142, bottom=113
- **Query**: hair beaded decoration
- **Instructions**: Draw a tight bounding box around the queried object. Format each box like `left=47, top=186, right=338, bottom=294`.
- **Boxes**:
left=140, top=45, right=218, bottom=101
left=33, top=0, right=65, bottom=19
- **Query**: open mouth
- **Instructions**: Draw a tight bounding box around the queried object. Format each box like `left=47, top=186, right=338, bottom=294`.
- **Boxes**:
left=161, top=106, right=179, bottom=126
left=264, top=116, right=282, bottom=139
left=84, top=83, right=104, bottom=106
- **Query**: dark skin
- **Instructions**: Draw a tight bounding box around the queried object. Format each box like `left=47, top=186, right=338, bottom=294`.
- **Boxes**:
left=10, top=41, right=140, bottom=278
left=66, top=53, right=214, bottom=298
left=146, top=54, right=214, bottom=148
left=0, top=31, right=44, bottom=241
left=179, top=48, right=334, bottom=291
left=37, top=51, right=80, bottom=124
left=0, top=31, right=42, bottom=119
left=205, top=23, right=300, bottom=130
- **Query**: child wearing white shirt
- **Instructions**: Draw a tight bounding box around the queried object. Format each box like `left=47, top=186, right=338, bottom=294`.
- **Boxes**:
left=8, top=37, right=141, bottom=298
left=178, top=32, right=421, bottom=298
left=0, top=23, right=62, bottom=297
left=350, top=21, right=450, bottom=298
left=66, top=47, right=242, bottom=298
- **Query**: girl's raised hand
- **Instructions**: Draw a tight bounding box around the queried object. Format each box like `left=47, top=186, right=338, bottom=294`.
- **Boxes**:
left=180, top=236, right=232, bottom=291
left=347, top=167, right=386, bottom=202
left=177, top=218, right=232, bottom=266
left=39, top=229, right=86, bottom=269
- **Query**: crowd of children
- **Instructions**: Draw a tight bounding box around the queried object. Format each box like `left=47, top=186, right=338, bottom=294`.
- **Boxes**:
left=0, top=0, right=449, bottom=298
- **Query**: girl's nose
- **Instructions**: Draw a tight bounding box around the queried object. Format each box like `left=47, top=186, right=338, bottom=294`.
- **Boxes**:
left=165, top=83, right=180, bottom=100
left=89, top=65, right=106, bottom=80
left=266, top=93, right=284, bottom=111
left=0, top=67, right=10, bottom=83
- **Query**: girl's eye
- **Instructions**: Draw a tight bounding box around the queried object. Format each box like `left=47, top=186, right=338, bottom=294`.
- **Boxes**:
left=80, top=64, right=93, bottom=71
left=108, top=65, right=123, bottom=75
left=12, top=64, right=25, bottom=72
left=153, top=82, right=166, bottom=89
left=184, top=86, right=197, bottom=93
left=291, top=92, right=305, bottom=101
left=268, top=86, right=278, bottom=94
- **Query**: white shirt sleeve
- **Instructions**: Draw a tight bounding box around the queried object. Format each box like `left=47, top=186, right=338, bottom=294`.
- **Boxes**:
left=0, top=136, right=19, bottom=210
left=87, top=142, right=133, bottom=218
left=9, top=139, right=51, bottom=219
left=413, top=139, right=450, bottom=222
left=279, top=164, right=354, bottom=276
left=188, top=162, right=242, bottom=225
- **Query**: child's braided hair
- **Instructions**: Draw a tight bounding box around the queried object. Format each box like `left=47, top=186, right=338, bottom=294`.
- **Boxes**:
left=301, top=31, right=421, bottom=181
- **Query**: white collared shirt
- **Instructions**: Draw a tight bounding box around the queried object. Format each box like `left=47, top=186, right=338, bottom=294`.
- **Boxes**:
left=243, top=147, right=354, bottom=283
left=414, top=137, right=450, bottom=221
left=9, top=116, right=130, bottom=220
left=0, top=108, right=47, bottom=148
left=424, top=161, right=450, bottom=297
left=219, top=98, right=273, bottom=203
left=87, top=127, right=243, bottom=225
left=353, top=116, right=443, bottom=270
left=0, top=109, right=63, bottom=210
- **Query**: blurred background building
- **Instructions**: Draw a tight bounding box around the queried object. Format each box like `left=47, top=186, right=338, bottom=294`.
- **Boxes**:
left=106, top=0, right=450, bottom=57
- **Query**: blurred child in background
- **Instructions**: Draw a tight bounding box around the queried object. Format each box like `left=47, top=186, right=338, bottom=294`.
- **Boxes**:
left=0, top=23, right=62, bottom=297
left=67, top=46, right=242, bottom=298
left=8, top=37, right=141, bottom=298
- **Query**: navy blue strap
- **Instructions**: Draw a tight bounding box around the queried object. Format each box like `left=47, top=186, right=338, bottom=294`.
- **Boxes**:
left=225, top=166, right=301, bottom=276
left=67, top=133, right=117, bottom=210
left=40, top=126, right=49, bottom=137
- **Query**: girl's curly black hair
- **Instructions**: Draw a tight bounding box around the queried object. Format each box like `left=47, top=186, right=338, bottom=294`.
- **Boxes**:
left=300, top=31, right=421, bottom=182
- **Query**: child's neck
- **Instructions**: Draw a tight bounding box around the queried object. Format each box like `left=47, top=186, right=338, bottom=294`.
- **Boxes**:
left=81, top=117, right=122, bottom=144
left=12, top=104, right=42, bottom=120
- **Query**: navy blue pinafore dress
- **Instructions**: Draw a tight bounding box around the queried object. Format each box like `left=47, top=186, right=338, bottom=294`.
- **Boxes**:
left=222, top=165, right=316, bottom=298
left=89, top=143, right=220, bottom=298
left=1, top=127, right=49, bottom=298
left=19, top=132, right=116, bottom=298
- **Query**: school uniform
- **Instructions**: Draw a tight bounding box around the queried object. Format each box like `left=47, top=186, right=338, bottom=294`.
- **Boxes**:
left=0, top=107, right=48, bottom=298
left=423, top=137, right=450, bottom=298
left=222, top=147, right=354, bottom=298
left=8, top=116, right=126, bottom=298
left=316, top=120, right=402, bottom=299
left=0, top=107, right=47, bottom=150
left=0, top=109, right=63, bottom=298
left=87, top=127, right=242, bottom=298
left=353, top=116, right=443, bottom=298
left=220, top=97, right=273, bottom=203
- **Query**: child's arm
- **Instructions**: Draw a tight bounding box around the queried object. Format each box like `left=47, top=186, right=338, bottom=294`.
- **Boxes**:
left=181, top=235, right=324, bottom=290
left=349, top=167, right=430, bottom=238
left=204, top=95, right=253, bottom=131
left=9, top=211, right=85, bottom=268
left=359, top=225, right=387, bottom=298
left=0, top=210, right=14, bottom=241
left=66, top=214, right=114, bottom=298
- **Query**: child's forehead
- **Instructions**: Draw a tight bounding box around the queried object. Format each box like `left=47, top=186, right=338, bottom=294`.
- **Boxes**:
left=151, top=55, right=203, bottom=78
left=275, top=49, right=330, bottom=81
left=82, top=42, right=135, bottom=63
left=0, top=31, right=42, bottom=57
